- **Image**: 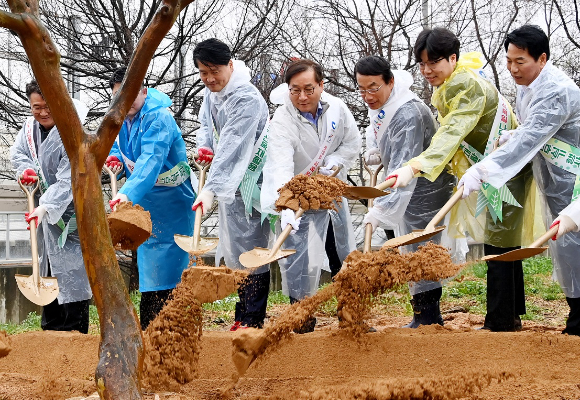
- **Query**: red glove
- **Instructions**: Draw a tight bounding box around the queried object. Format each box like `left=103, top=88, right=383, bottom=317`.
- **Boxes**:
left=106, top=155, right=122, bottom=169
left=20, top=168, right=38, bottom=185
left=197, top=147, right=214, bottom=165
left=549, top=220, right=560, bottom=241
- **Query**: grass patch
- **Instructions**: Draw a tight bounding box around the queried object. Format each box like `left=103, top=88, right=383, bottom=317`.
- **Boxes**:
left=0, top=312, right=41, bottom=335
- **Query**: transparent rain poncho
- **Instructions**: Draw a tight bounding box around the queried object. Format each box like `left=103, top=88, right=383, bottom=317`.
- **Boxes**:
left=262, top=87, right=361, bottom=299
left=109, top=88, right=195, bottom=292
left=366, top=71, right=462, bottom=295
left=474, top=62, right=580, bottom=297
left=195, top=60, right=271, bottom=274
left=406, top=52, right=537, bottom=248
left=10, top=102, right=92, bottom=304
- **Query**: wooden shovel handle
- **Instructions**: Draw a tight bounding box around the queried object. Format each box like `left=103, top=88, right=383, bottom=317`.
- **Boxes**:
left=425, top=186, right=464, bottom=231
left=103, top=165, right=121, bottom=197
left=18, top=178, right=40, bottom=286
left=269, top=208, right=305, bottom=255
left=374, top=176, right=397, bottom=191
left=530, top=225, right=559, bottom=248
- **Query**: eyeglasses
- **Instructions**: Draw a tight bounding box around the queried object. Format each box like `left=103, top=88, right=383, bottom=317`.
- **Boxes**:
left=357, top=83, right=384, bottom=95
left=289, top=85, right=318, bottom=96
left=418, top=57, right=445, bottom=69
left=31, top=105, right=50, bottom=114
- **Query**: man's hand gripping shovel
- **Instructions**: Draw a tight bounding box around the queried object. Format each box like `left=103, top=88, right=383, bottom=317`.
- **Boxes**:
left=174, top=156, right=219, bottom=254
left=15, top=177, right=59, bottom=306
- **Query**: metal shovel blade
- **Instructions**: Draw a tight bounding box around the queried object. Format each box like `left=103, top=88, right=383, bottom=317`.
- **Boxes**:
left=239, top=247, right=297, bottom=269
left=14, top=274, right=59, bottom=306
left=480, top=246, right=548, bottom=262
left=343, top=185, right=389, bottom=201
left=382, top=226, right=446, bottom=248
left=174, top=233, right=219, bottom=254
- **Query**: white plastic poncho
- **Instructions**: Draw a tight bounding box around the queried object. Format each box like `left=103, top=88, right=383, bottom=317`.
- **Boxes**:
left=10, top=102, right=92, bottom=304
left=366, top=71, right=462, bottom=295
left=196, top=60, right=271, bottom=274
left=262, top=86, right=361, bottom=300
left=475, top=61, right=580, bottom=298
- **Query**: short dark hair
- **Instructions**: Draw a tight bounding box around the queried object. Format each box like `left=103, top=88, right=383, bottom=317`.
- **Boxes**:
left=413, top=27, right=460, bottom=63
left=109, top=66, right=127, bottom=90
left=505, top=25, right=550, bottom=61
left=354, top=56, right=394, bottom=86
left=284, top=59, right=323, bottom=84
left=192, top=38, right=231, bottom=68
left=25, top=80, right=42, bottom=99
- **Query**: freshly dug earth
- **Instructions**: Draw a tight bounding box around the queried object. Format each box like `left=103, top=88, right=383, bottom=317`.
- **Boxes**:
left=232, top=243, right=464, bottom=377
left=107, top=201, right=152, bottom=250
left=0, top=331, right=10, bottom=357
left=143, top=265, right=247, bottom=390
left=2, top=327, right=580, bottom=399
left=275, top=174, right=347, bottom=211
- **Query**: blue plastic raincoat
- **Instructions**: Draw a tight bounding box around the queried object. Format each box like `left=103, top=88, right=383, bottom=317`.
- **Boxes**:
left=109, top=88, right=195, bottom=292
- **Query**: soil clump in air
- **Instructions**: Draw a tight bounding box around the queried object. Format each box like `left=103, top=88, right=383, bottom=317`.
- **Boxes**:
left=143, top=262, right=247, bottom=390
left=107, top=201, right=152, bottom=250
left=275, top=175, right=347, bottom=211
left=232, top=242, right=464, bottom=378
left=0, top=331, right=10, bottom=358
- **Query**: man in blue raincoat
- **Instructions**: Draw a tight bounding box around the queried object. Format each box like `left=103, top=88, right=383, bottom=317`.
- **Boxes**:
left=106, top=67, right=195, bottom=330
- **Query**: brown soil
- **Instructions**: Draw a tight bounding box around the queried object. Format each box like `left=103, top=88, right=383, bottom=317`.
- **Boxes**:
left=0, top=330, right=10, bottom=358
left=275, top=175, right=347, bottom=211
left=107, top=202, right=152, bottom=250
left=143, top=265, right=247, bottom=390
left=2, top=327, right=580, bottom=399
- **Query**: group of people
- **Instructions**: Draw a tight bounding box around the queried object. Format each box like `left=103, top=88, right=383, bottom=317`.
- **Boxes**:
left=11, top=24, right=580, bottom=337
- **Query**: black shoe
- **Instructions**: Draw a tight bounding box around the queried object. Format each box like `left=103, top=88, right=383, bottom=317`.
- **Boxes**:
left=294, top=317, right=316, bottom=334
left=402, top=300, right=444, bottom=328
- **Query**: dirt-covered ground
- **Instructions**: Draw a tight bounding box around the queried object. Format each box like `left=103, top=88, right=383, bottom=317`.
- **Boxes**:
left=1, top=312, right=579, bottom=400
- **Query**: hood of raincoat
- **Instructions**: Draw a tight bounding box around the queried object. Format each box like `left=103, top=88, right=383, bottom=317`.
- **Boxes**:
left=141, top=87, right=172, bottom=115
left=368, top=70, right=417, bottom=120
left=209, top=60, right=252, bottom=103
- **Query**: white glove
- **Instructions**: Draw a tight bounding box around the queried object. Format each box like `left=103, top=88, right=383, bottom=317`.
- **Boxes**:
left=26, top=205, right=47, bottom=227
left=458, top=166, right=483, bottom=199
left=109, top=193, right=129, bottom=211
left=364, top=148, right=382, bottom=166
left=551, top=215, right=579, bottom=240
left=363, top=210, right=380, bottom=233
left=280, top=208, right=301, bottom=234
left=319, top=160, right=340, bottom=176
left=386, top=165, right=415, bottom=188
left=192, top=190, right=215, bottom=215
left=498, top=130, right=513, bottom=146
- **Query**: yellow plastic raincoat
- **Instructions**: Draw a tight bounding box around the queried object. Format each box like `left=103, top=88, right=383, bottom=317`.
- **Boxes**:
left=407, top=52, right=539, bottom=248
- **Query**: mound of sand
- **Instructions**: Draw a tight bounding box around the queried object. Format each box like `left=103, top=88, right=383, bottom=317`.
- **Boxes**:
left=0, top=331, right=10, bottom=358
left=275, top=175, right=347, bottom=212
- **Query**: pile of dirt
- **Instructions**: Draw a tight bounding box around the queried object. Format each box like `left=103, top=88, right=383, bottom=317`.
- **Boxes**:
left=232, top=243, right=465, bottom=377
left=275, top=175, right=347, bottom=211
left=336, top=242, right=465, bottom=336
left=107, top=201, right=152, bottom=250
left=143, top=265, right=246, bottom=390
left=0, top=331, right=10, bottom=358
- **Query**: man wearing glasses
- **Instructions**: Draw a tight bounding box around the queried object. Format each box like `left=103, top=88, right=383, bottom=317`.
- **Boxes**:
left=356, top=56, right=456, bottom=328
left=386, top=28, right=535, bottom=332
left=10, top=80, right=92, bottom=333
left=262, top=59, right=361, bottom=333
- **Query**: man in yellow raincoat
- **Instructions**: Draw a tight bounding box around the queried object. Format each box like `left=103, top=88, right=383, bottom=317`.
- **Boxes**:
left=387, top=27, right=535, bottom=332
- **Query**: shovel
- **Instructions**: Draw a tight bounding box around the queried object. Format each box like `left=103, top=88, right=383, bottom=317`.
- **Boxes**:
left=343, top=176, right=394, bottom=201
left=363, top=161, right=384, bottom=253
left=381, top=185, right=464, bottom=248
left=15, top=178, right=59, bottom=306
left=480, top=225, right=558, bottom=262
left=238, top=167, right=341, bottom=269
left=173, top=157, right=219, bottom=254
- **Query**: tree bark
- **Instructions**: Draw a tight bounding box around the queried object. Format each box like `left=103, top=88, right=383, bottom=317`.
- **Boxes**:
left=0, top=0, right=194, bottom=398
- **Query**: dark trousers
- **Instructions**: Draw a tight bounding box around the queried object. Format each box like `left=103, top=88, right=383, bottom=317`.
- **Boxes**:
left=140, top=289, right=173, bottom=330
left=483, top=244, right=526, bottom=331
left=563, top=297, right=580, bottom=336
left=42, top=298, right=90, bottom=334
left=235, top=270, right=270, bottom=328
left=42, top=257, right=89, bottom=334
left=325, top=220, right=342, bottom=278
